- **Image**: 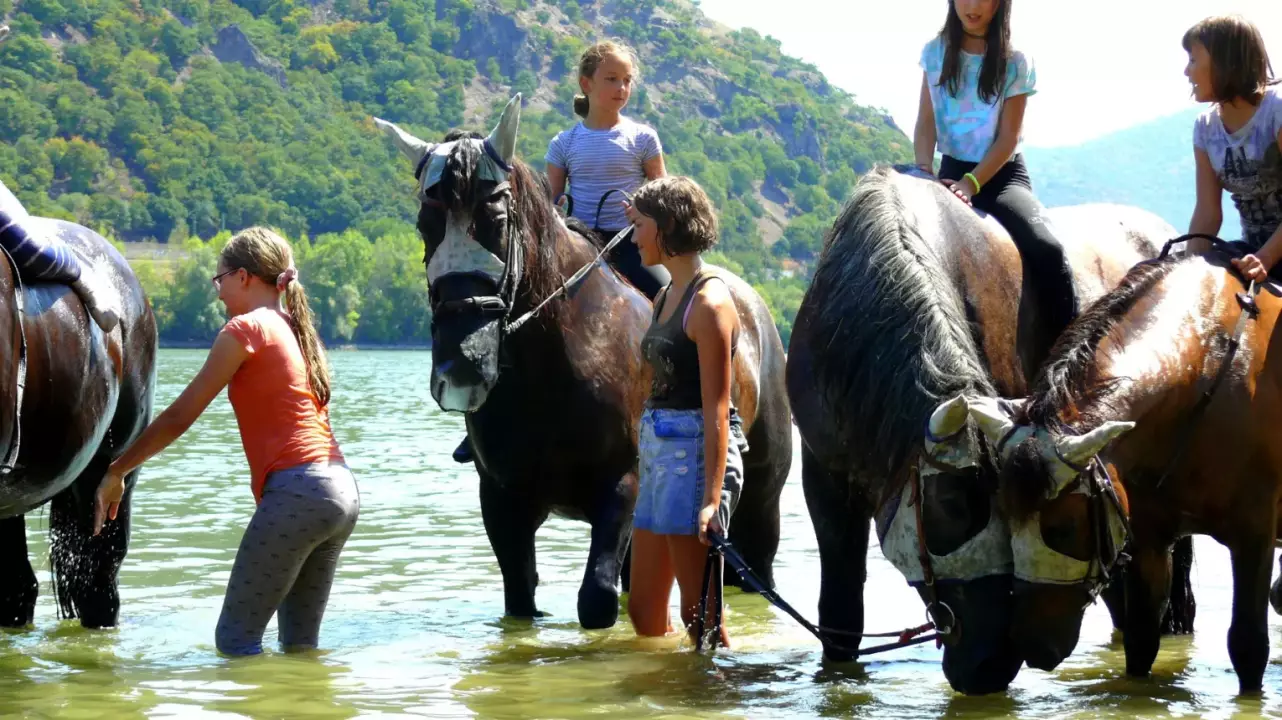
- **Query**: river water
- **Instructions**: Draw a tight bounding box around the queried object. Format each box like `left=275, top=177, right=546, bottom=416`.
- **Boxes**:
left=2, top=349, right=1282, bottom=718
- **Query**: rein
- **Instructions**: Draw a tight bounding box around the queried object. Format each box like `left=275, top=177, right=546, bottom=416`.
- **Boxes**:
left=1152, top=233, right=1260, bottom=490
left=0, top=244, right=25, bottom=475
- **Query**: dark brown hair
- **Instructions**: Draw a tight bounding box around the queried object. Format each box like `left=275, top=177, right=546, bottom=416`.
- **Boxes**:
left=221, top=227, right=331, bottom=407
left=937, top=0, right=1012, bottom=104
left=573, top=40, right=639, bottom=118
left=1182, top=15, right=1277, bottom=104
left=631, top=176, right=718, bottom=256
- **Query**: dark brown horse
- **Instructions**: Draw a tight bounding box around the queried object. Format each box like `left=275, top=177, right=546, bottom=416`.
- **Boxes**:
left=0, top=182, right=157, bottom=629
left=374, top=95, right=791, bottom=629
left=787, top=165, right=1184, bottom=694
left=966, top=251, right=1282, bottom=693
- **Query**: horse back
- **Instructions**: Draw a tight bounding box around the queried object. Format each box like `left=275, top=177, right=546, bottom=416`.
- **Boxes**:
left=0, top=218, right=156, bottom=516
left=917, top=178, right=1171, bottom=393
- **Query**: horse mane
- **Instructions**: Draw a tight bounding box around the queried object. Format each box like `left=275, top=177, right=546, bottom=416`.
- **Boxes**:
left=1023, top=254, right=1186, bottom=433
left=1002, top=254, right=1187, bottom=522
left=429, top=130, right=584, bottom=309
left=807, top=165, right=996, bottom=496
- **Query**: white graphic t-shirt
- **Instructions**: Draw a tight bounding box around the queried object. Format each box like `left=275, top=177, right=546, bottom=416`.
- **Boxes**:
left=1194, top=86, right=1282, bottom=248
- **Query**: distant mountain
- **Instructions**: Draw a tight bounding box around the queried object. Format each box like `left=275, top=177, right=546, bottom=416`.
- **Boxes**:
left=1025, top=108, right=1241, bottom=239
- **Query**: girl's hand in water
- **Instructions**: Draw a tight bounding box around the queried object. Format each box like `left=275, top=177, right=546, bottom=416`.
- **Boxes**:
left=698, top=503, right=721, bottom=546
left=943, top=178, right=974, bottom=205
left=1232, top=254, right=1270, bottom=283
left=94, top=466, right=126, bottom=536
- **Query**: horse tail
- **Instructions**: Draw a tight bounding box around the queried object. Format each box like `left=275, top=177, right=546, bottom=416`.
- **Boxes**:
left=804, top=165, right=995, bottom=479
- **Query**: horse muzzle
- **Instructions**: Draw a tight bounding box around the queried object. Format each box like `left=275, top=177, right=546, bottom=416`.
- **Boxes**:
left=932, top=575, right=1024, bottom=695
left=429, top=311, right=503, bottom=413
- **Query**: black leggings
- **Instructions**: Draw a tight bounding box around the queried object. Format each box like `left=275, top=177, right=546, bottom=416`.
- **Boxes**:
left=940, top=154, right=1078, bottom=350
left=595, top=228, right=669, bottom=301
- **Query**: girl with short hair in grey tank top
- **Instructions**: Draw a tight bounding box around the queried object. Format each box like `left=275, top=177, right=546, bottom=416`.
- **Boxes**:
left=1184, top=15, right=1282, bottom=281
left=624, top=176, right=748, bottom=649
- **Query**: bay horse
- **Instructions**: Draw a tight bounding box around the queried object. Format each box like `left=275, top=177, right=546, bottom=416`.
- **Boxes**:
left=965, top=250, right=1282, bottom=693
left=0, top=179, right=157, bottom=629
left=374, top=95, right=791, bottom=629
left=786, top=165, right=1188, bottom=694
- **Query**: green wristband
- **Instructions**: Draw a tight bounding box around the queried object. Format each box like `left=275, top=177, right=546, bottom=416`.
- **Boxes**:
left=963, top=172, right=981, bottom=193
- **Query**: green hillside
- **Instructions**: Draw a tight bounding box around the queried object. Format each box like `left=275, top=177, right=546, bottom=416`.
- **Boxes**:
left=0, top=0, right=911, bottom=343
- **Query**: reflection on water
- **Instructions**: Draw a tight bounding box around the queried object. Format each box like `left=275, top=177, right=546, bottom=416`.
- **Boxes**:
left=2, top=349, right=1282, bottom=718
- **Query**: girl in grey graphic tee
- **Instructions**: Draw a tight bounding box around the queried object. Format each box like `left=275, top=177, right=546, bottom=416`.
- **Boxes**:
left=1184, top=15, right=1282, bottom=281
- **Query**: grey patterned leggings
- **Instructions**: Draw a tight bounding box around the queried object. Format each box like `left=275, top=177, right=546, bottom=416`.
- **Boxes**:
left=215, top=462, right=360, bottom=656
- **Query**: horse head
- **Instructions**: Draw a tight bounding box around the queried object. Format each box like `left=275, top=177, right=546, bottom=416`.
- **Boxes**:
left=874, top=393, right=1024, bottom=692
left=966, top=394, right=1133, bottom=670
left=375, top=95, right=531, bottom=412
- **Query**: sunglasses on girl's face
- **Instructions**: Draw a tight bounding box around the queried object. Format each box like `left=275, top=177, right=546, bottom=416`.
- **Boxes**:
left=212, top=268, right=240, bottom=289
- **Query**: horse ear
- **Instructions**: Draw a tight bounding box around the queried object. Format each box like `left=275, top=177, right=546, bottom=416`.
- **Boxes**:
left=1056, top=421, right=1135, bottom=466
left=926, top=395, right=969, bottom=447
left=487, top=93, right=522, bottom=165
left=966, top=395, right=1017, bottom=447
left=372, top=117, right=433, bottom=171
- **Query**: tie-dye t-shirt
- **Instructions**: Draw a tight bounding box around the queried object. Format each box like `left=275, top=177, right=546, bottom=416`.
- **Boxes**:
left=920, top=37, right=1037, bottom=163
left=1193, top=87, right=1282, bottom=249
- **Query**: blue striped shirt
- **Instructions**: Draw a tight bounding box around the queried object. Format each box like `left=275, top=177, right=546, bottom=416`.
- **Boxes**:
left=545, top=116, right=663, bottom=231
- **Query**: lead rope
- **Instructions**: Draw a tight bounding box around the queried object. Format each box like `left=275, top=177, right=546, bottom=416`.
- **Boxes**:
left=693, top=529, right=944, bottom=657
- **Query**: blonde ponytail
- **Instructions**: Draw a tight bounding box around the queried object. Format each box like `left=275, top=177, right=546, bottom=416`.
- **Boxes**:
left=282, top=280, right=331, bottom=407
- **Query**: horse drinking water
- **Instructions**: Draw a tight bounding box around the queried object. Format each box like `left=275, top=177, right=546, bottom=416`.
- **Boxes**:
left=787, top=165, right=1189, bottom=694
left=964, top=248, right=1282, bottom=692
left=373, top=95, right=791, bottom=629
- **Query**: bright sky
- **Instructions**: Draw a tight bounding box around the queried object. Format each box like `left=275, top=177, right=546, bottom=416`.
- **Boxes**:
left=695, top=0, right=1282, bottom=147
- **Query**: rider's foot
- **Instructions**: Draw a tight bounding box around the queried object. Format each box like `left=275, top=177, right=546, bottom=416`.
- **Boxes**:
left=453, top=435, right=474, bottom=464
left=70, top=275, right=120, bottom=333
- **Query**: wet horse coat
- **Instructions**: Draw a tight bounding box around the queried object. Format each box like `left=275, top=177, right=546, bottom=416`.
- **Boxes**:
left=787, top=166, right=1179, bottom=694
left=0, top=182, right=157, bottom=628
left=965, top=252, right=1282, bottom=692
left=374, top=95, right=791, bottom=628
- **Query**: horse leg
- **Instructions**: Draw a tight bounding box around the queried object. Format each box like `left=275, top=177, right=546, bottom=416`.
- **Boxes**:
left=801, top=444, right=867, bottom=661
left=577, top=471, right=635, bottom=629
left=1099, top=564, right=1126, bottom=633
left=0, top=514, right=38, bottom=627
left=48, top=456, right=137, bottom=629
left=1105, top=536, right=1196, bottom=636
left=1163, top=536, right=1196, bottom=634
left=725, top=457, right=785, bottom=591
left=1226, top=533, right=1273, bottom=693
left=1122, top=540, right=1171, bottom=678
left=479, top=470, right=547, bottom=618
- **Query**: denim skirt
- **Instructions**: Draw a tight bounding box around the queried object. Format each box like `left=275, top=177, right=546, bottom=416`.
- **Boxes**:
left=635, top=407, right=744, bottom=536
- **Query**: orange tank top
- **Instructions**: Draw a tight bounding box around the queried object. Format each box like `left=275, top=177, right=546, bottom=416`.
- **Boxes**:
left=223, top=307, right=345, bottom=501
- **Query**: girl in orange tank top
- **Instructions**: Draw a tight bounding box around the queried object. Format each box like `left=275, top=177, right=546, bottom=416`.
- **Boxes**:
left=93, top=227, right=359, bottom=655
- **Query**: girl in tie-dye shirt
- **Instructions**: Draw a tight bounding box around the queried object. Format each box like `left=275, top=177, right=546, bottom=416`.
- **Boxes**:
left=914, top=0, right=1077, bottom=363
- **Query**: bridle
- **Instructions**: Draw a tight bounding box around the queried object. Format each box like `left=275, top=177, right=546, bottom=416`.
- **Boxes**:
left=420, top=147, right=636, bottom=338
